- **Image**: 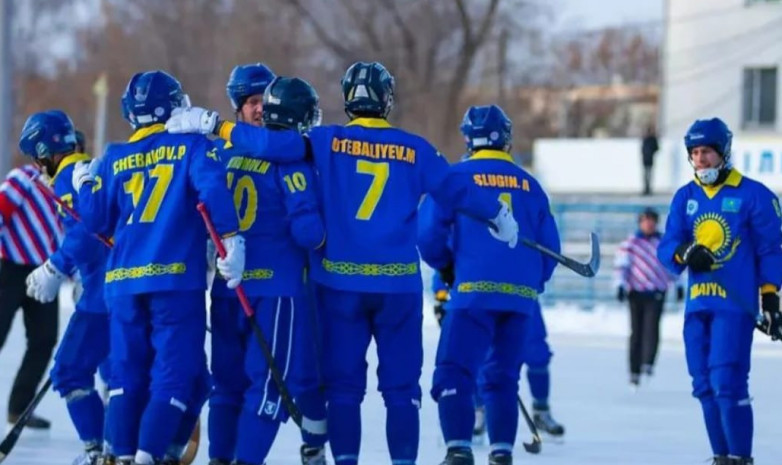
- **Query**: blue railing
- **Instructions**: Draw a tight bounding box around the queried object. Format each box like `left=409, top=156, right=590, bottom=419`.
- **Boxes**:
left=540, top=200, right=682, bottom=311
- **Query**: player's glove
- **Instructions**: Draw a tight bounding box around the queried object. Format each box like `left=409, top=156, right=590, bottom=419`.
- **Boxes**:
left=217, top=235, right=245, bottom=289
left=675, top=242, right=715, bottom=273
left=616, top=286, right=626, bottom=303
left=488, top=199, right=518, bottom=248
left=72, top=160, right=98, bottom=191
left=433, top=300, right=447, bottom=326
left=25, top=259, right=66, bottom=303
left=439, top=264, right=455, bottom=288
left=759, top=292, right=782, bottom=341
left=165, top=107, right=220, bottom=135
left=676, top=285, right=685, bottom=302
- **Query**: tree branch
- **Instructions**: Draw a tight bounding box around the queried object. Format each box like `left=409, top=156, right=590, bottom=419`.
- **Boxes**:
left=284, top=0, right=353, bottom=58
left=453, top=0, right=474, bottom=44
left=336, top=0, right=383, bottom=53
left=377, top=0, right=419, bottom=71
left=474, top=0, right=501, bottom=46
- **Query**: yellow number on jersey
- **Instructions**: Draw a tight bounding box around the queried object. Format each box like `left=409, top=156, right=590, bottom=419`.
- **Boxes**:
left=355, top=160, right=389, bottom=220
left=498, top=192, right=513, bottom=212
left=283, top=172, right=307, bottom=193
left=57, top=193, right=73, bottom=218
left=122, top=164, right=173, bottom=224
left=226, top=172, right=258, bottom=232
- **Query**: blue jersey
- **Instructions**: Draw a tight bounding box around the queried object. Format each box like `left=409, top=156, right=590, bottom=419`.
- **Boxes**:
left=48, top=153, right=109, bottom=314
left=218, top=118, right=501, bottom=293
left=210, top=141, right=325, bottom=298
left=418, top=150, right=560, bottom=313
left=77, top=124, right=239, bottom=297
left=657, top=169, right=782, bottom=314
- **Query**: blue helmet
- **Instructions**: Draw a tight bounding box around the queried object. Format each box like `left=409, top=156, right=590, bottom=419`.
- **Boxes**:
left=74, top=129, right=86, bottom=152
left=684, top=117, right=732, bottom=161
left=18, top=110, right=78, bottom=159
left=341, top=61, right=395, bottom=119
left=460, top=104, right=513, bottom=151
left=262, top=76, right=321, bottom=133
left=121, top=70, right=189, bottom=129
left=226, top=63, right=276, bottom=111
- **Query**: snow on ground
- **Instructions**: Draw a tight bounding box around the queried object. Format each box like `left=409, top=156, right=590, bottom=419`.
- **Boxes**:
left=1, top=284, right=780, bottom=464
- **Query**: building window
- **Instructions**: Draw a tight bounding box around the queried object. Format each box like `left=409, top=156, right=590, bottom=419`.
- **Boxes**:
left=742, top=67, right=777, bottom=128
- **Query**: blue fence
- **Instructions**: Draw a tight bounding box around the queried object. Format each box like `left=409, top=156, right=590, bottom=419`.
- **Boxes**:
left=540, top=200, right=683, bottom=311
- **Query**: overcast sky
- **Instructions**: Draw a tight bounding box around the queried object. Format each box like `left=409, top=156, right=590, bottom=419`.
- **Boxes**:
left=552, top=0, right=663, bottom=30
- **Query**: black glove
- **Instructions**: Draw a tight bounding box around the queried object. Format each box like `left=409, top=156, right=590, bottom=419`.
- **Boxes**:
left=434, top=302, right=446, bottom=327
left=616, top=287, right=626, bottom=303
left=759, top=293, right=782, bottom=341
left=676, top=286, right=685, bottom=302
left=675, top=242, right=715, bottom=273
left=439, top=264, right=455, bottom=288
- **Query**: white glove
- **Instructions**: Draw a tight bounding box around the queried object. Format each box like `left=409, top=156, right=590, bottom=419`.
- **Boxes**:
left=25, top=260, right=67, bottom=303
left=216, top=235, right=245, bottom=289
left=72, top=160, right=97, bottom=191
left=165, top=107, right=219, bottom=135
left=488, top=200, right=518, bottom=248
left=206, top=239, right=217, bottom=273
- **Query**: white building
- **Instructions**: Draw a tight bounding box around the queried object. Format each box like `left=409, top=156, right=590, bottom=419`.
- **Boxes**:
left=661, top=0, right=782, bottom=138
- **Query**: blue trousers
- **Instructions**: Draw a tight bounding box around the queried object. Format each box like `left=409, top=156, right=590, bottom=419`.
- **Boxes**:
left=317, top=285, right=422, bottom=465
left=212, top=294, right=327, bottom=465
left=684, top=310, right=754, bottom=458
left=105, top=291, right=207, bottom=459
left=50, top=311, right=109, bottom=446
left=433, top=308, right=528, bottom=454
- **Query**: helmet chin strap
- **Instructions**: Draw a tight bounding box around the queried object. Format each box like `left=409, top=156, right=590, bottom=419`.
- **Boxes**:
left=695, top=161, right=728, bottom=186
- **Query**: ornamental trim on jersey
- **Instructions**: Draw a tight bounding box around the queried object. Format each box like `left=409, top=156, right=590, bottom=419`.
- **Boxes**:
left=457, top=281, right=538, bottom=299
left=105, top=262, right=186, bottom=283
left=321, top=258, right=418, bottom=276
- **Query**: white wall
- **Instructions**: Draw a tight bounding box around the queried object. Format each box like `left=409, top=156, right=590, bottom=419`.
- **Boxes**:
left=533, top=137, right=782, bottom=194
left=662, top=0, right=782, bottom=138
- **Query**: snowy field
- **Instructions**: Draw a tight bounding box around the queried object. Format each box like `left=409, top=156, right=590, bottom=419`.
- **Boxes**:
left=1, top=283, right=781, bottom=465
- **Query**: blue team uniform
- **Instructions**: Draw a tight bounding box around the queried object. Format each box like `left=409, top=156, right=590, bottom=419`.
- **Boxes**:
left=46, top=152, right=110, bottom=450
left=214, top=116, right=503, bottom=465
left=418, top=149, right=559, bottom=454
left=658, top=168, right=782, bottom=459
left=208, top=141, right=327, bottom=464
left=77, top=124, right=238, bottom=459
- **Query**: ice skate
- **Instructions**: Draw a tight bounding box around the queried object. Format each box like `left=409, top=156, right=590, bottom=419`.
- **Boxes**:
left=300, top=444, right=328, bottom=465
left=711, top=457, right=730, bottom=465
left=533, top=407, right=565, bottom=440
left=488, top=451, right=512, bottom=465
left=71, top=447, right=101, bottom=465
left=439, top=447, right=474, bottom=465
left=727, top=456, right=753, bottom=464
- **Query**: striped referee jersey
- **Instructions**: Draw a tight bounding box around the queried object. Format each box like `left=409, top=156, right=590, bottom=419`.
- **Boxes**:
left=0, top=164, right=64, bottom=266
left=614, top=231, right=678, bottom=292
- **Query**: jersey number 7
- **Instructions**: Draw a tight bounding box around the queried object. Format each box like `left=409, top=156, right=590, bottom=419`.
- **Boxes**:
left=355, top=160, right=389, bottom=220
left=123, top=164, right=174, bottom=224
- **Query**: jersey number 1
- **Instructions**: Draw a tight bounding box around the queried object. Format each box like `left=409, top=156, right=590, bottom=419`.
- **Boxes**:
left=123, top=164, right=173, bottom=224
left=355, top=160, right=389, bottom=220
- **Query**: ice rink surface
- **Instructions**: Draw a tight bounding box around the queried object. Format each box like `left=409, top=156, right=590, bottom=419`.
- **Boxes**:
left=1, top=286, right=780, bottom=465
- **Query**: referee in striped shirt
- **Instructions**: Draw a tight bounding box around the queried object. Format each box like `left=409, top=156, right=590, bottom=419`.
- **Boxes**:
left=614, top=207, right=683, bottom=388
left=0, top=162, right=63, bottom=429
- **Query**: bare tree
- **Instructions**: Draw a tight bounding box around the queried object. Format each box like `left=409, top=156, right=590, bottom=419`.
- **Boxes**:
left=272, top=0, right=511, bottom=156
